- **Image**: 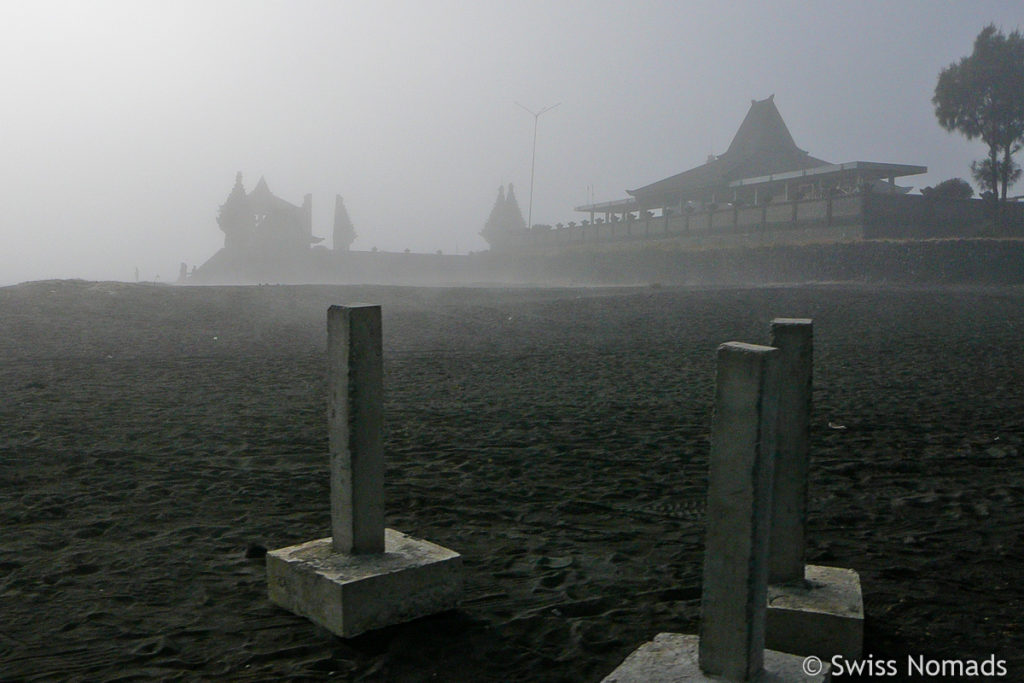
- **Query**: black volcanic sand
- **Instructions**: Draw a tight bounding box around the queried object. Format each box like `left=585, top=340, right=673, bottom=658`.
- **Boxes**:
left=1, top=280, right=1023, bottom=681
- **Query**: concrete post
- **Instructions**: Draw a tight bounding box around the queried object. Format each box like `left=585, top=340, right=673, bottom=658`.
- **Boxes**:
left=328, top=304, right=385, bottom=555
left=768, top=318, right=813, bottom=584
left=602, top=338, right=830, bottom=681
left=764, top=317, right=863, bottom=662
left=267, top=304, right=461, bottom=639
left=698, top=342, right=780, bottom=681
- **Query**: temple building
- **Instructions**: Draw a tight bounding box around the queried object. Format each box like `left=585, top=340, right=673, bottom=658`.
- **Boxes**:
left=192, top=173, right=362, bottom=283
left=579, top=95, right=924, bottom=222
left=217, top=173, right=323, bottom=255
left=482, top=96, right=929, bottom=252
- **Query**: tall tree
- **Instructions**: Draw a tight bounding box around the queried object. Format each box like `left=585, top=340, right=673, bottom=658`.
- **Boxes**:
left=933, top=24, right=1024, bottom=202
left=971, top=156, right=1021, bottom=202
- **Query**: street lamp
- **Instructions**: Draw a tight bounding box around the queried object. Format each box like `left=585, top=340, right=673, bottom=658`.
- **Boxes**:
left=515, top=101, right=560, bottom=231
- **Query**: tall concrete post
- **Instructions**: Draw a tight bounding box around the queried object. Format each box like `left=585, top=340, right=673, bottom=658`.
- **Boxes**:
left=268, top=303, right=461, bottom=639
left=768, top=318, right=813, bottom=584
left=699, top=342, right=781, bottom=681
left=764, top=317, right=864, bottom=663
left=602, top=338, right=828, bottom=682
left=328, top=304, right=385, bottom=555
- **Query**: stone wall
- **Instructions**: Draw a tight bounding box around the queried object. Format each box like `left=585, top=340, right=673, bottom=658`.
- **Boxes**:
left=192, top=193, right=1024, bottom=286
left=190, top=237, right=1024, bottom=287
left=513, top=196, right=860, bottom=253
left=863, top=193, right=1024, bottom=239
left=503, top=197, right=864, bottom=255
left=497, top=193, right=1024, bottom=253
left=508, top=238, right=1024, bottom=287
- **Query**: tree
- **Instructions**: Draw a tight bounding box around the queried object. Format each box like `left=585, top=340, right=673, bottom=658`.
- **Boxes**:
left=921, top=177, right=975, bottom=199
left=933, top=24, right=1024, bottom=202
left=971, top=157, right=1020, bottom=200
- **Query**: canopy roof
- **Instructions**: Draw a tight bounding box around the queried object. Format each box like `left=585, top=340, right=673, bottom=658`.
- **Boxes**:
left=728, top=161, right=926, bottom=189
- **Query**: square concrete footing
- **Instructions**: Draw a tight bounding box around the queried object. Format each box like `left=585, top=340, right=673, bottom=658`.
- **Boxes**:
left=767, top=564, right=863, bottom=661
left=601, top=633, right=830, bottom=682
left=267, top=528, right=462, bottom=638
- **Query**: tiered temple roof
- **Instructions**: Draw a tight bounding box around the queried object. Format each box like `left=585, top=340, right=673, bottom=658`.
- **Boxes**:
left=217, top=173, right=321, bottom=253
left=577, top=95, right=925, bottom=217
left=628, top=95, right=830, bottom=207
left=480, top=184, right=528, bottom=247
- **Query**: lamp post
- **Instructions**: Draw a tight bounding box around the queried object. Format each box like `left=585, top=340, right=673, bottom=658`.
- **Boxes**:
left=515, top=102, right=560, bottom=231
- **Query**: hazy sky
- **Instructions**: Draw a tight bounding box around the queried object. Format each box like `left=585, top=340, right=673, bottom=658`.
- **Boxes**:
left=2, top=1, right=1021, bottom=284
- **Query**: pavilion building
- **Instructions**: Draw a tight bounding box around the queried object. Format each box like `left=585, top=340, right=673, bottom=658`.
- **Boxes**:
left=588, top=95, right=923, bottom=219
left=482, top=96, right=928, bottom=251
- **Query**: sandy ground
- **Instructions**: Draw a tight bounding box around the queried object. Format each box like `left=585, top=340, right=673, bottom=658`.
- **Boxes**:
left=1, top=280, right=1022, bottom=681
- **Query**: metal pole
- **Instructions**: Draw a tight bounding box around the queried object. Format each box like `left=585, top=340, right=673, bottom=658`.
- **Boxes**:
left=516, top=102, right=560, bottom=231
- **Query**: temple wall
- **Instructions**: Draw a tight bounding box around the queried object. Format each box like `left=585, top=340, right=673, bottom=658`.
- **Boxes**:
left=515, top=194, right=1024, bottom=253
left=798, top=200, right=827, bottom=221
left=520, top=238, right=1024, bottom=286
left=766, top=203, right=793, bottom=223
left=192, top=237, right=1024, bottom=287
left=712, top=210, right=734, bottom=229
left=501, top=196, right=862, bottom=253
left=736, top=206, right=762, bottom=227
left=863, top=193, right=1024, bottom=239
left=195, top=192, right=1024, bottom=287
left=832, top=195, right=861, bottom=217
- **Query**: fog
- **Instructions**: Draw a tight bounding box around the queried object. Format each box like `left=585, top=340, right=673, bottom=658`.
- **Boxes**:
left=1, top=1, right=1019, bottom=285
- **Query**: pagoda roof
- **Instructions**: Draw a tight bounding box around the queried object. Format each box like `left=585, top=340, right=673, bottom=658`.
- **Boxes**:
left=575, top=97, right=928, bottom=214
left=248, top=176, right=303, bottom=213
left=627, top=95, right=830, bottom=205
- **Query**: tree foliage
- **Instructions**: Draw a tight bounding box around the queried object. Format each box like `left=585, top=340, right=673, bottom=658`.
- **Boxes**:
left=971, top=157, right=1020, bottom=200
left=921, top=177, right=975, bottom=200
left=933, top=24, right=1024, bottom=202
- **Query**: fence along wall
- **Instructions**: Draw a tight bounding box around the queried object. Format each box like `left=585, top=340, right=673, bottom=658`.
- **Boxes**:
left=512, top=195, right=865, bottom=252
left=505, top=193, right=1024, bottom=253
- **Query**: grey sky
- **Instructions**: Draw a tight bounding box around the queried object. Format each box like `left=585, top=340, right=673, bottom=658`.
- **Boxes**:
left=1, top=1, right=1020, bottom=284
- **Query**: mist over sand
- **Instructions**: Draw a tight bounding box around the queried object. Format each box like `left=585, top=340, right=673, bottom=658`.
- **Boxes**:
left=3, top=3, right=1023, bottom=285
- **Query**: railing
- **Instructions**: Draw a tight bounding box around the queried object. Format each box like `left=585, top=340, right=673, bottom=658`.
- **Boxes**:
left=511, top=195, right=864, bottom=250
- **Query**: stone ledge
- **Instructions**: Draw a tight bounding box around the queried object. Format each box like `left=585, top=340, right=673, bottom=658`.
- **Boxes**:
left=601, top=633, right=830, bottom=682
left=767, top=564, right=864, bottom=661
left=267, top=528, right=462, bottom=638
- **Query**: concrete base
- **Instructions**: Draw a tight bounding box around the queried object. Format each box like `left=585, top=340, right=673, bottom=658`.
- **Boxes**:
left=767, top=564, right=863, bottom=661
left=267, top=528, right=462, bottom=638
left=602, top=633, right=830, bottom=682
